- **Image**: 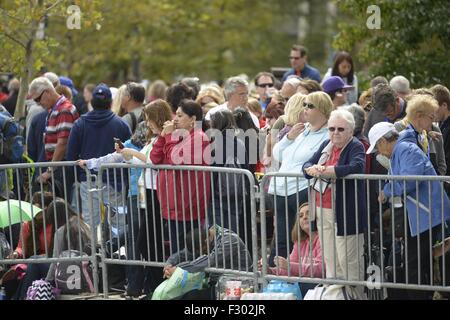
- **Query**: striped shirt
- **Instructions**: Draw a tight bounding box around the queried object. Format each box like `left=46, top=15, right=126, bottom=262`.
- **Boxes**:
left=44, top=97, right=79, bottom=160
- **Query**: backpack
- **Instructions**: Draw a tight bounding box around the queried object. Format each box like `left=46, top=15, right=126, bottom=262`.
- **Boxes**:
left=26, top=279, right=57, bottom=300
left=54, top=250, right=95, bottom=294
left=0, top=232, right=11, bottom=271
left=0, top=106, right=24, bottom=164
left=218, top=157, right=244, bottom=198
left=129, top=110, right=144, bottom=133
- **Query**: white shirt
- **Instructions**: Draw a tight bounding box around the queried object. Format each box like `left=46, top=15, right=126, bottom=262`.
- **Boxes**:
left=131, top=138, right=157, bottom=190
left=205, top=102, right=260, bottom=129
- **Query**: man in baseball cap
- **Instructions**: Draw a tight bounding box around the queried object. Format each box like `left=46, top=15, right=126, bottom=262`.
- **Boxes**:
left=322, top=76, right=354, bottom=108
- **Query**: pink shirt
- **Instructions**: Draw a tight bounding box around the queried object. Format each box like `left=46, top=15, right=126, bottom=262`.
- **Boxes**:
left=270, top=233, right=324, bottom=278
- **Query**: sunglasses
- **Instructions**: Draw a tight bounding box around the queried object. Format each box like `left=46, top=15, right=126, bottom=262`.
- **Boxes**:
left=328, top=127, right=346, bottom=132
left=34, top=90, right=46, bottom=103
left=257, top=83, right=274, bottom=88
left=289, top=56, right=300, bottom=60
left=303, top=102, right=316, bottom=109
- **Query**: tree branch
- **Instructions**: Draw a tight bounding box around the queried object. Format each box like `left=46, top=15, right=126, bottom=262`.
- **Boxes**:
left=0, top=8, right=23, bottom=23
left=45, top=0, right=64, bottom=14
left=2, top=31, right=27, bottom=49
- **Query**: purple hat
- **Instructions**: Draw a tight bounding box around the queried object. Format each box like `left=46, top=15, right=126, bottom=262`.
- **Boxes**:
left=322, top=76, right=353, bottom=94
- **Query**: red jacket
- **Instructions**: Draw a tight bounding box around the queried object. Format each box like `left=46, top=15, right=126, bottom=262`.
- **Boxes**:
left=15, top=221, right=54, bottom=258
left=150, top=129, right=211, bottom=222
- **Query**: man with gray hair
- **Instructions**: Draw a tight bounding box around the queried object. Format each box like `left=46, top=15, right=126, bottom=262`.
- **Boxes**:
left=280, top=77, right=301, bottom=101
left=389, top=75, right=411, bottom=99
left=28, top=77, right=79, bottom=196
left=205, top=76, right=259, bottom=128
left=362, top=83, right=407, bottom=137
left=43, top=72, right=60, bottom=88
left=25, top=72, right=60, bottom=139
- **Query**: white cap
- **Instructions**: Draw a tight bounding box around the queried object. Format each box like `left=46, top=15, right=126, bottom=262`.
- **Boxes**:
left=366, top=122, right=397, bottom=154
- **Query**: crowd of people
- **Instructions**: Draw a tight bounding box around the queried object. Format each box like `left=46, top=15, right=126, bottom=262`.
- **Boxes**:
left=0, top=43, right=450, bottom=300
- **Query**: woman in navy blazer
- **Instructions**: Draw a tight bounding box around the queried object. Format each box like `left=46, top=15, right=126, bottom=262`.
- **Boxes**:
left=303, top=109, right=366, bottom=285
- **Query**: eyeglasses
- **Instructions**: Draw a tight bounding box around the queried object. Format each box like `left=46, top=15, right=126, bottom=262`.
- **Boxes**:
left=328, top=127, right=346, bottom=132
left=289, top=56, right=300, bottom=60
left=303, top=102, right=316, bottom=109
left=257, top=83, right=274, bottom=88
left=34, top=90, right=46, bottom=103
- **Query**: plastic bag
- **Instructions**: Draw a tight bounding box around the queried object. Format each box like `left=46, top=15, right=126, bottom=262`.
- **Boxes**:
left=263, top=280, right=302, bottom=300
left=151, top=267, right=205, bottom=300
left=304, top=284, right=367, bottom=300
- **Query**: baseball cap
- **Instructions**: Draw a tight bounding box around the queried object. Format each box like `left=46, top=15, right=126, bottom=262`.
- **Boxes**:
left=92, top=83, right=112, bottom=100
left=366, top=122, right=397, bottom=154
left=322, top=76, right=353, bottom=94
left=59, top=76, right=78, bottom=96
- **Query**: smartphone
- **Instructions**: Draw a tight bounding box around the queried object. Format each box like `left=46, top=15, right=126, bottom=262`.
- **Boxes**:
left=114, top=138, right=124, bottom=149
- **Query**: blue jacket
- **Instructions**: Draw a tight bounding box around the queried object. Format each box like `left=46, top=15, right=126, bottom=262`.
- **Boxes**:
left=26, top=111, right=47, bottom=162
left=66, top=109, right=131, bottom=186
left=383, top=128, right=450, bottom=237
left=282, top=64, right=321, bottom=83
left=303, top=137, right=367, bottom=236
left=123, top=139, right=142, bottom=197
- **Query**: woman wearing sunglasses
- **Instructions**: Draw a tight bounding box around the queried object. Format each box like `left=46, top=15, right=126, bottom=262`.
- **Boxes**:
left=303, top=109, right=367, bottom=294
left=267, top=92, right=332, bottom=267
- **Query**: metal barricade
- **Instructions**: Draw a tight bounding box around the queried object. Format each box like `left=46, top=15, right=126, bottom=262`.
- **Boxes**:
left=2, top=160, right=449, bottom=300
left=259, top=171, right=450, bottom=299
left=96, top=163, right=258, bottom=298
left=0, top=161, right=100, bottom=298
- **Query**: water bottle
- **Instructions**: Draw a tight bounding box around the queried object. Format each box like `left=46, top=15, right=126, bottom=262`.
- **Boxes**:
left=0, top=287, right=6, bottom=300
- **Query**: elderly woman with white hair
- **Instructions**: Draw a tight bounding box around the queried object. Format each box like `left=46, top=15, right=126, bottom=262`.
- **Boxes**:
left=303, top=109, right=367, bottom=285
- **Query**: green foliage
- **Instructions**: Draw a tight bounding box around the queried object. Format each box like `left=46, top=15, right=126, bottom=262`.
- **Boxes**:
left=0, top=0, right=103, bottom=118
left=41, top=0, right=299, bottom=86
left=334, top=0, right=450, bottom=89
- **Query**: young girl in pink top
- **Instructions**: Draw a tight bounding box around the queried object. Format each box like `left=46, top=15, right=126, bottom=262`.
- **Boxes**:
left=270, top=202, right=325, bottom=278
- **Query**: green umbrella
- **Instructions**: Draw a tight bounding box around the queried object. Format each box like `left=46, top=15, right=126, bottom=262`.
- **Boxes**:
left=0, top=200, right=43, bottom=228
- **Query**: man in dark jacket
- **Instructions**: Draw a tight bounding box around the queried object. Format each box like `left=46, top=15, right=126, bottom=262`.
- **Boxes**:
left=66, top=83, right=131, bottom=229
left=26, top=110, right=47, bottom=162
left=432, top=84, right=450, bottom=195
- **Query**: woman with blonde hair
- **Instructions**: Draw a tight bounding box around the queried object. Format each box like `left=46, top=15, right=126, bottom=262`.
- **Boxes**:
left=112, top=84, right=128, bottom=117
left=196, top=86, right=225, bottom=107
left=393, top=94, right=446, bottom=175
left=267, top=92, right=332, bottom=267
left=263, top=93, right=306, bottom=172
left=276, top=93, right=307, bottom=141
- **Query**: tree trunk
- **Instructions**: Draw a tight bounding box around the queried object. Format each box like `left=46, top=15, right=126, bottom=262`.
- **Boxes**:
left=13, top=0, right=43, bottom=120
left=14, top=40, right=33, bottom=120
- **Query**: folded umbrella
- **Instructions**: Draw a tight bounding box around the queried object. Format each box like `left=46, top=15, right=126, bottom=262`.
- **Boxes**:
left=0, top=200, right=42, bottom=228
